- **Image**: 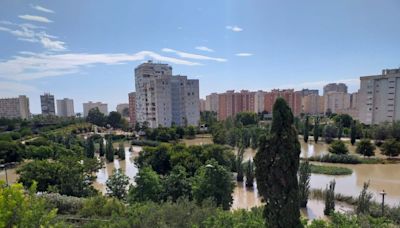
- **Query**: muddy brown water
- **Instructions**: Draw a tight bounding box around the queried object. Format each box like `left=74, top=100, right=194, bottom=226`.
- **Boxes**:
left=1, top=136, right=399, bottom=219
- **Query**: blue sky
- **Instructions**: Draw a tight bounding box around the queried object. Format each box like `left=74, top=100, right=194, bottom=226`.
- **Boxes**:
left=0, top=0, right=399, bottom=114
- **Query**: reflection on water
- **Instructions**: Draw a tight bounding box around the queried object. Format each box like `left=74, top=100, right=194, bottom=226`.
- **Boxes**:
left=93, top=146, right=141, bottom=193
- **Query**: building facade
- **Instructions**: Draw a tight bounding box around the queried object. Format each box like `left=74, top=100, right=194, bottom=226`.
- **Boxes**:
left=40, top=93, right=55, bottom=116
left=359, top=68, right=400, bottom=124
left=116, top=103, right=129, bottom=115
left=0, top=95, right=30, bottom=119
left=56, top=98, right=74, bottom=117
left=324, top=91, right=351, bottom=114
left=199, top=99, right=206, bottom=112
left=254, top=91, right=266, bottom=113
left=83, top=102, right=108, bottom=117
left=302, top=94, right=323, bottom=115
left=128, top=92, right=136, bottom=127
left=323, top=83, right=348, bottom=95
left=264, top=89, right=302, bottom=116
left=134, top=61, right=200, bottom=128
left=217, top=90, right=255, bottom=120
left=205, top=93, right=219, bottom=113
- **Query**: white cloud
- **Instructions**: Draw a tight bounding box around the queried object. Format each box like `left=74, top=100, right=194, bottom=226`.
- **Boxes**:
left=0, top=23, right=66, bottom=51
left=195, top=46, right=214, bottom=52
left=235, top=53, right=253, bottom=57
left=18, top=15, right=52, bottom=23
left=226, top=25, right=243, bottom=32
left=162, top=48, right=227, bottom=62
left=32, top=5, right=55, bottom=14
left=0, top=51, right=201, bottom=81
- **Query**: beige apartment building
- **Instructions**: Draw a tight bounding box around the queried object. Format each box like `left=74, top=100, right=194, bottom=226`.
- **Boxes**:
left=83, top=102, right=108, bottom=117
left=56, top=98, right=74, bottom=117
left=205, top=93, right=219, bottom=113
left=128, top=92, right=136, bottom=127
left=359, top=68, right=400, bottom=124
left=0, top=95, right=30, bottom=119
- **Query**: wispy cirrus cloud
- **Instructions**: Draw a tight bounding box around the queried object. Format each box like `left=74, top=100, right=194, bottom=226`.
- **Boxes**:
left=236, top=53, right=253, bottom=57
left=0, top=51, right=201, bottom=81
left=226, top=25, right=243, bottom=32
left=195, top=46, right=214, bottom=52
left=31, top=5, right=55, bottom=14
left=162, top=48, right=227, bottom=62
left=18, top=15, right=52, bottom=23
left=0, top=81, right=39, bottom=97
left=0, top=22, right=66, bottom=51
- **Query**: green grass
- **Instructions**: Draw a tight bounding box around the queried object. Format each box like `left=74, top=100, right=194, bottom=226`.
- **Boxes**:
left=310, top=164, right=352, bottom=175
left=306, top=154, right=389, bottom=164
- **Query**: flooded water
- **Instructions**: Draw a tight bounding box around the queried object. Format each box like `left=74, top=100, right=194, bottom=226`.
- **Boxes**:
left=2, top=136, right=400, bottom=215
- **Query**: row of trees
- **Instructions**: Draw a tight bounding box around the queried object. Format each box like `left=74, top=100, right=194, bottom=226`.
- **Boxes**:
left=86, top=108, right=128, bottom=129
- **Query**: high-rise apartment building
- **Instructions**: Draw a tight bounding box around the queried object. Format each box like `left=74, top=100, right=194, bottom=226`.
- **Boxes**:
left=324, top=91, right=350, bottom=114
left=199, top=99, right=206, bottom=112
left=56, top=98, right=74, bottom=117
left=254, top=91, right=266, bottom=113
left=302, top=94, right=323, bottom=115
left=205, top=93, right=219, bottom=113
left=83, top=102, right=108, bottom=117
left=264, top=89, right=302, bottom=116
left=134, top=61, right=200, bottom=128
left=300, top=89, right=319, bottom=97
left=217, top=90, right=255, bottom=120
left=128, top=92, right=136, bottom=127
left=40, top=93, right=55, bottom=116
left=359, top=68, right=400, bottom=124
left=323, top=83, right=348, bottom=95
left=0, top=95, right=30, bottom=119
left=116, top=103, right=129, bottom=115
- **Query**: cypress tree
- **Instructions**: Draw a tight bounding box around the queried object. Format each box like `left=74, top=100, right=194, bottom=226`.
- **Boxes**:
left=99, top=139, right=105, bottom=157
left=106, top=138, right=114, bottom=162
left=303, top=116, right=309, bottom=143
left=350, top=120, right=357, bottom=146
left=324, top=180, right=336, bottom=216
left=245, top=160, right=254, bottom=187
left=314, top=117, right=319, bottom=143
left=298, top=160, right=311, bottom=208
left=85, top=137, right=95, bottom=158
left=255, top=98, right=302, bottom=227
left=338, top=119, right=343, bottom=140
left=118, top=142, right=125, bottom=160
left=236, top=146, right=244, bottom=182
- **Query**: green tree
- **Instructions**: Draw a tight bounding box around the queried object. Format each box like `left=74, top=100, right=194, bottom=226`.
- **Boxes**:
left=118, top=142, right=125, bottom=160
left=86, top=107, right=106, bottom=126
left=212, top=125, right=226, bottom=144
left=162, top=165, right=192, bottom=202
left=303, top=115, right=309, bottom=143
left=254, top=97, right=302, bottom=227
left=235, top=112, right=258, bottom=126
left=337, top=120, right=343, bottom=140
left=106, top=168, right=129, bottom=200
left=324, top=179, right=336, bottom=216
left=381, top=139, right=400, bottom=158
left=328, top=140, right=349, bottom=155
left=350, top=120, right=357, bottom=146
left=236, top=146, right=244, bottom=182
left=0, top=141, right=22, bottom=164
left=85, top=137, right=95, bottom=158
left=99, top=139, right=105, bottom=157
left=185, top=126, right=196, bottom=139
left=107, top=111, right=122, bottom=128
left=356, top=182, right=373, bottom=215
left=192, top=159, right=234, bottom=210
left=0, top=182, right=62, bottom=227
left=128, top=167, right=162, bottom=203
left=106, top=138, right=114, bottom=162
left=356, top=139, right=376, bottom=157
left=314, top=117, right=320, bottom=143
left=299, top=160, right=311, bottom=208
left=324, top=125, right=338, bottom=143
left=245, top=160, right=254, bottom=187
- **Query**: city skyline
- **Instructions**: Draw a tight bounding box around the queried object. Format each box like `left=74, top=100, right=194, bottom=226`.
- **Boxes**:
left=1, top=0, right=400, bottom=113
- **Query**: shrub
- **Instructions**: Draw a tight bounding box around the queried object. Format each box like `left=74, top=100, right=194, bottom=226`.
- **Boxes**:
left=328, top=140, right=349, bottom=155
left=308, top=154, right=362, bottom=164
left=41, top=193, right=84, bottom=214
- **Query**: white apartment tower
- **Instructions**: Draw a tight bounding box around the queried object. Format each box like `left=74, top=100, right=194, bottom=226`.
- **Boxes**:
left=135, top=61, right=200, bottom=128
left=0, top=95, right=30, bottom=119
left=56, top=98, right=75, bottom=117
left=359, top=68, right=400, bottom=124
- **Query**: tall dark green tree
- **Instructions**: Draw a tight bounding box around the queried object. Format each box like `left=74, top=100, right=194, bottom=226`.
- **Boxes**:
left=107, top=111, right=122, bottom=128
left=254, top=98, right=302, bottom=227
left=324, top=180, right=336, bottom=216
left=303, top=116, right=309, bottom=143
left=99, top=139, right=105, bottom=157
left=236, top=146, right=244, bottom=182
left=314, top=117, right=319, bottom=143
left=85, top=137, right=95, bottom=158
left=298, top=160, right=311, bottom=208
left=350, top=120, right=357, bottom=146
left=356, top=139, right=375, bottom=157
left=118, top=142, right=125, bottom=160
left=245, top=160, right=254, bottom=188
left=106, top=138, right=114, bottom=162
left=86, top=107, right=106, bottom=126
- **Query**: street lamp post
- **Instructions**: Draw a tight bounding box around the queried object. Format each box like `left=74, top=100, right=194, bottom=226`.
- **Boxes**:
left=380, top=190, right=387, bottom=216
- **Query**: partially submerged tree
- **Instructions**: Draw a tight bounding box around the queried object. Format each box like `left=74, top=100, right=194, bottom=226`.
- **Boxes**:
left=298, top=160, right=311, bottom=208
left=324, top=180, right=336, bottom=216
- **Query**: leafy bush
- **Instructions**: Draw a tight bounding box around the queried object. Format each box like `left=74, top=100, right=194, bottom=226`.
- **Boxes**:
left=310, top=164, right=352, bottom=175
left=41, top=193, right=84, bottom=214
left=308, top=154, right=362, bottom=164
left=328, top=140, right=349, bottom=155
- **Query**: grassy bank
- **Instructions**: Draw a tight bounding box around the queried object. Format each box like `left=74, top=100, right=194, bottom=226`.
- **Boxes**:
left=310, top=164, right=352, bottom=175
left=306, top=154, right=389, bottom=164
